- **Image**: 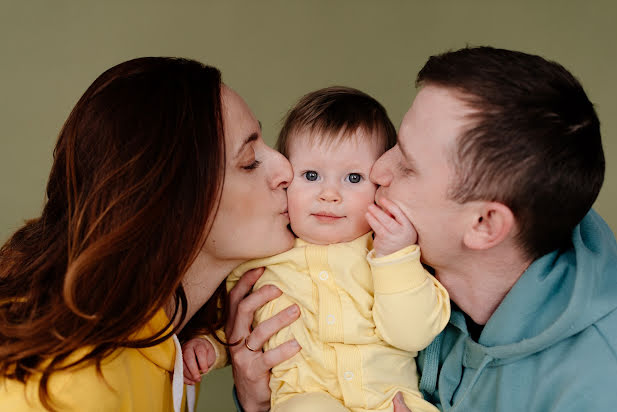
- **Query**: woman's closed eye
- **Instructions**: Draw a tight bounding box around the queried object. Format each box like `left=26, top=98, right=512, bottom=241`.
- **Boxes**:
left=345, top=173, right=363, bottom=183
left=242, top=159, right=262, bottom=170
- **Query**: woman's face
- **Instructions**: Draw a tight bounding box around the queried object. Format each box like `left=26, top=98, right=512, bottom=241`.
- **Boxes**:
left=204, top=85, right=294, bottom=264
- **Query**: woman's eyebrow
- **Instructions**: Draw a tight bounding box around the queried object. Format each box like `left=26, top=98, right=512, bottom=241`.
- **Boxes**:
left=235, top=132, right=259, bottom=159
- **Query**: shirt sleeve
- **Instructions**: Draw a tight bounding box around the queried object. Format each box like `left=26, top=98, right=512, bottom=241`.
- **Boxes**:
left=367, top=245, right=451, bottom=352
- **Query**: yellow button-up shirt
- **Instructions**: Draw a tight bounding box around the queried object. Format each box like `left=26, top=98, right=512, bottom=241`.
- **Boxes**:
left=226, top=233, right=450, bottom=411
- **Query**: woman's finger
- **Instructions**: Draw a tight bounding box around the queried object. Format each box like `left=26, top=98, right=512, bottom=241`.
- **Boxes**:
left=247, top=304, right=300, bottom=350
left=228, top=285, right=283, bottom=344
left=258, top=339, right=302, bottom=371
left=226, top=267, right=265, bottom=332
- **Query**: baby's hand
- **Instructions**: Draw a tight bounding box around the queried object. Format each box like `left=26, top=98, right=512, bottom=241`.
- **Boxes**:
left=182, top=337, right=217, bottom=385
left=366, top=198, right=418, bottom=257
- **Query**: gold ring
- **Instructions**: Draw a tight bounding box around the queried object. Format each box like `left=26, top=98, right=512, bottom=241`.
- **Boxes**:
left=244, top=337, right=260, bottom=352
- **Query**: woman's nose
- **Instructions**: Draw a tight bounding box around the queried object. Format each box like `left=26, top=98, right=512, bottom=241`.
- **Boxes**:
left=268, top=147, right=293, bottom=190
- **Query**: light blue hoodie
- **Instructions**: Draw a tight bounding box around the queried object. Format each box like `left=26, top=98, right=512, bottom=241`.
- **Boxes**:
left=418, top=210, right=617, bottom=411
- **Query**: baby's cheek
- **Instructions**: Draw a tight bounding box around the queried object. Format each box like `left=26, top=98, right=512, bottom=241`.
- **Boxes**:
left=286, top=194, right=305, bottom=236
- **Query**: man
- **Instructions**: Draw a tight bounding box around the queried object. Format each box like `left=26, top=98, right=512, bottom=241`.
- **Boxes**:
left=371, top=47, right=617, bottom=411
left=230, top=47, right=617, bottom=412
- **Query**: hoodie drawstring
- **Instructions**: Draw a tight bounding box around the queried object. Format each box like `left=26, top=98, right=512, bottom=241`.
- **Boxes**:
left=451, top=355, right=493, bottom=411
left=419, top=331, right=443, bottom=399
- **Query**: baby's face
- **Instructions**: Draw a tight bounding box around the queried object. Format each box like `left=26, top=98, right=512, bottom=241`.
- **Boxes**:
left=286, top=129, right=383, bottom=245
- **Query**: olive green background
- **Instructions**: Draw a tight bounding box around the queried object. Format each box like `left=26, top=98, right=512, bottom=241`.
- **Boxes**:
left=1, top=1, right=615, bottom=411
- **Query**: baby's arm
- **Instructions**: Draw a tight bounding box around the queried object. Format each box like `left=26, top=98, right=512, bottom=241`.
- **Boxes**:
left=182, top=334, right=227, bottom=385
left=366, top=199, right=450, bottom=352
left=366, top=198, right=417, bottom=257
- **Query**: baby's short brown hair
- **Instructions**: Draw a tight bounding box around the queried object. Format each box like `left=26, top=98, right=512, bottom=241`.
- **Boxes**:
left=276, top=86, right=397, bottom=157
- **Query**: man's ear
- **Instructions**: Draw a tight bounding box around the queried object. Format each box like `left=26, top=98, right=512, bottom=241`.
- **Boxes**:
left=463, top=202, right=515, bottom=250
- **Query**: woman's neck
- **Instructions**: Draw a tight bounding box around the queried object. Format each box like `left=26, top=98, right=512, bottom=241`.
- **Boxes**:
left=165, top=250, right=241, bottom=333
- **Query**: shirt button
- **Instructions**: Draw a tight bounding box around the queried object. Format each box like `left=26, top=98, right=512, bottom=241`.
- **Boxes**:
left=343, top=371, right=354, bottom=381
left=319, top=271, right=329, bottom=280
left=326, top=314, right=335, bottom=325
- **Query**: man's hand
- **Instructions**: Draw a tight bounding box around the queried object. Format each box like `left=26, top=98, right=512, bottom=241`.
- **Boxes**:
left=366, top=198, right=418, bottom=257
left=226, top=267, right=301, bottom=412
left=182, top=337, right=216, bottom=385
left=393, top=392, right=413, bottom=412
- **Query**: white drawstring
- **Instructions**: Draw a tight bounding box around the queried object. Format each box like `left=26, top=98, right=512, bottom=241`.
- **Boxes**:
left=172, top=334, right=196, bottom=412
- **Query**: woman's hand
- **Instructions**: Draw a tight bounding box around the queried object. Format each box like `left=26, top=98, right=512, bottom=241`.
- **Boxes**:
left=225, top=267, right=301, bottom=412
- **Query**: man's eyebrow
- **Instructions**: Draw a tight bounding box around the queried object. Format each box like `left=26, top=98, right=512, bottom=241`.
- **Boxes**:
left=235, top=132, right=259, bottom=159
left=398, top=140, right=417, bottom=169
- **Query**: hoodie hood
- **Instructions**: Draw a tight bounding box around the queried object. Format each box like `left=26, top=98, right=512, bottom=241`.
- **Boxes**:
left=419, top=209, right=617, bottom=411
left=453, top=209, right=617, bottom=364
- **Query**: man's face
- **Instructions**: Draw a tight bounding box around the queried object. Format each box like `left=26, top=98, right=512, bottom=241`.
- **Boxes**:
left=370, top=85, right=475, bottom=269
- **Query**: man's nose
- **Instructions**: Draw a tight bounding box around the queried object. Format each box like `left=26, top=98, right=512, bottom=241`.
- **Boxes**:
left=370, top=149, right=393, bottom=186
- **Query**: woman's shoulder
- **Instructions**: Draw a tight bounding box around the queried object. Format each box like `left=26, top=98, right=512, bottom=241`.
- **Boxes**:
left=0, top=355, right=123, bottom=411
left=0, top=345, right=173, bottom=411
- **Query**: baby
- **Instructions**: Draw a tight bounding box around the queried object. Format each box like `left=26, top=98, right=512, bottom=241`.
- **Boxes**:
left=182, top=87, right=450, bottom=412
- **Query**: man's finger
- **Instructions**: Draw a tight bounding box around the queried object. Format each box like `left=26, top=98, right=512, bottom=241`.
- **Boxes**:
left=393, top=392, right=412, bottom=412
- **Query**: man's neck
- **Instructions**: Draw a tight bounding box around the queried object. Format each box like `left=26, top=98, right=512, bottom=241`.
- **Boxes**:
left=435, top=248, right=532, bottom=325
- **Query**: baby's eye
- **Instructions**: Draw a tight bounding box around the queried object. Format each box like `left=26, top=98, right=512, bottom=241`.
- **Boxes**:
left=346, top=173, right=363, bottom=184
left=304, top=171, right=319, bottom=181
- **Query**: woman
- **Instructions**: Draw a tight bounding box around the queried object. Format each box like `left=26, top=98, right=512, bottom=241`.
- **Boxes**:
left=0, top=57, right=300, bottom=411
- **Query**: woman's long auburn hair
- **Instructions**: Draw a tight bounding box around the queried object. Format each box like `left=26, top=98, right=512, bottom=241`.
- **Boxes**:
left=0, top=57, right=228, bottom=409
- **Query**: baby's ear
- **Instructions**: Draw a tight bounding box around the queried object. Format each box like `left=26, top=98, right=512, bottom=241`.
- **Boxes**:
left=463, top=201, right=515, bottom=250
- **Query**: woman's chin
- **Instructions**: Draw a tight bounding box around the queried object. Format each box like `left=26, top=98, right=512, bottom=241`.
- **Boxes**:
left=280, top=231, right=296, bottom=251
left=241, top=226, right=295, bottom=260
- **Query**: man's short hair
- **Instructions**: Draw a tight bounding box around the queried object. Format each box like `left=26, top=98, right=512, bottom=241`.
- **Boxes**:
left=276, top=86, right=397, bottom=157
left=417, top=46, right=604, bottom=259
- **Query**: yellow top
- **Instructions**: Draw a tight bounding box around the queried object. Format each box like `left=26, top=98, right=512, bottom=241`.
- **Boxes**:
left=0, top=309, right=178, bottom=411
left=219, top=233, right=450, bottom=411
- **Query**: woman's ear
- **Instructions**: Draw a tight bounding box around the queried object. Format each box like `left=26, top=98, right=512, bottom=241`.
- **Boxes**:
left=463, top=202, right=515, bottom=250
